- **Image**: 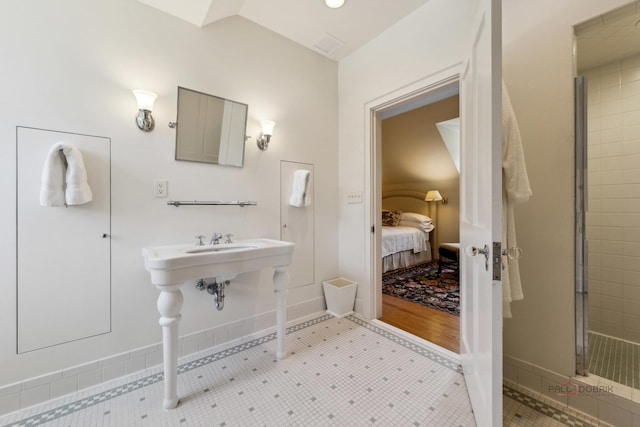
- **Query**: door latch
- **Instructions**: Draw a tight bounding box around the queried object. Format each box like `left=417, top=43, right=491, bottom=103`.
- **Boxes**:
left=493, top=242, right=502, bottom=281
left=469, top=243, right=502, bottom=280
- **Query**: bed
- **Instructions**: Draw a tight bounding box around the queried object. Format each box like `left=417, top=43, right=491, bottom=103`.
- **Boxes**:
left=381, top=210, right=434, bottom=273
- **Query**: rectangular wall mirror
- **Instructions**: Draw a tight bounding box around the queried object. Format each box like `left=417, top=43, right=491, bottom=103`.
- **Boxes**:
left=175, top=87, right=248, bottom=167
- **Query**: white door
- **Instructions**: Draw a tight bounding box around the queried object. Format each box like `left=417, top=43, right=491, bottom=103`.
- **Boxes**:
left=459, top=0, right=502, bottom=425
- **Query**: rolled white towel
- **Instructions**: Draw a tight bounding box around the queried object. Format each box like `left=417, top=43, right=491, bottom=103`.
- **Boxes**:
left=63, top=144, right=92, bottom=205
left=39, top=142, right=93, bottom=207
left=40, top=143, right=67, bottom=207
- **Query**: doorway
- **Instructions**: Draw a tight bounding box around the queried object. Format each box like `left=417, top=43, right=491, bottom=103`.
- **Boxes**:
left=373, top=81, right=461, bottom=354
left=575, top=2, right=640, bottom=390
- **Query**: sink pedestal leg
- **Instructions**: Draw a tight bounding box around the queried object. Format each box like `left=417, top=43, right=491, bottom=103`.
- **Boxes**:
left=273, top=266, right=289, bottom=360
left=156, top=285, right=183, bottom=410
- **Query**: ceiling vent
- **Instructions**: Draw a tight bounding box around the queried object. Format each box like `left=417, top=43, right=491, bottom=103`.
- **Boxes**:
left=313, top=33, right=344, bottom=55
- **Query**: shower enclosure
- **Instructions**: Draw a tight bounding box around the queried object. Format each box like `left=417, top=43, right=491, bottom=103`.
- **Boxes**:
left=575, top=1, right=640, bottom=389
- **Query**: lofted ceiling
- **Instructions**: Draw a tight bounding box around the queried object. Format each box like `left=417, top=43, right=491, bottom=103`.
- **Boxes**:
left=137, top=0, right=429, bottom=61
left=575, top=1, right=640, bottom=71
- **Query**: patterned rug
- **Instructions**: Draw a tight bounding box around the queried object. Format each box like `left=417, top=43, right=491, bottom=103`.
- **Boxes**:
left=382, top=261, right=460, bottom=315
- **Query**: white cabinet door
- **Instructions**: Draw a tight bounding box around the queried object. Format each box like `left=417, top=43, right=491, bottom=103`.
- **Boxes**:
left=17, top=127, right=110, bottom=353
left=280, top=161, right=314, bottom=288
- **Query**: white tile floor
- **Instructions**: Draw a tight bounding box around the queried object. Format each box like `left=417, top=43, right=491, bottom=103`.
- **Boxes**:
left=0, top=314, right=606, bottom=427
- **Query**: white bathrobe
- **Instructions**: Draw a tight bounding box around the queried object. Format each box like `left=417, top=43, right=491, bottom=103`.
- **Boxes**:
left=502, top=81, right=532, bottom=318
left=40, top=142, right=93, bottom=207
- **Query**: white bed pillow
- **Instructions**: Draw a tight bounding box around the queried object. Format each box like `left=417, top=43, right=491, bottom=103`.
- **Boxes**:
left=399, top=220, right=434, bottom=232
left=400, top=212, right=432, bottom=224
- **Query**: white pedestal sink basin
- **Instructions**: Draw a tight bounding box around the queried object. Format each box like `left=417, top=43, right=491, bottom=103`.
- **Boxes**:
left=142, top=238, right=294, bottom=410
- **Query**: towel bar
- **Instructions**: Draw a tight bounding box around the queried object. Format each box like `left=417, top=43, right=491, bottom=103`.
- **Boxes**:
left=167, top=200, right=257, bottom=207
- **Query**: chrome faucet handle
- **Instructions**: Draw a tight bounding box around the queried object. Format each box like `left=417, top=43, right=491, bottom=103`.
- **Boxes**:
left=210, top=232, right=223, bottom=245
left=224, top=234, right=233, bottom=243
left=195, top=235, right=206, bottom=246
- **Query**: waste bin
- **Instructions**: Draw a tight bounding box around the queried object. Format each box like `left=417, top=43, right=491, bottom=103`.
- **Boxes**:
left=322, top=278, right=357, bottom=317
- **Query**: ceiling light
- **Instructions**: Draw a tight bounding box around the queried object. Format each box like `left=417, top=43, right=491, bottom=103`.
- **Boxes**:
left=325, top=0, right=345, bottom=9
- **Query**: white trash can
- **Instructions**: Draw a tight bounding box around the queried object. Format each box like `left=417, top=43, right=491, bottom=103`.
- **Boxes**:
left=322, top=278, right=357, bottom=317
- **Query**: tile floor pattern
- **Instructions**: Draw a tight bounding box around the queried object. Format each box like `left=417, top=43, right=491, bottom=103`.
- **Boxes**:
left=503, top=384, right=606, bottom=427
left=0, top=314, right=607, bottom=427
left=1, top=314, right=475, bottom=427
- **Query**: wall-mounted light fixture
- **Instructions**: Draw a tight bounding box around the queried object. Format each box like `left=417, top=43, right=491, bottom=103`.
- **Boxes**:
left=325, top=0, right=345, bottom=8
left=133, top=90, right=157, bottom=132
left=424, top=190, right=448, bottom=205
left=256, top=120, right=276, bottom=151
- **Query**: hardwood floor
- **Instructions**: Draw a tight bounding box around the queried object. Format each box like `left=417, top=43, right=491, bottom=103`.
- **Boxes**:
left=380, top=293, right=460, bottom=354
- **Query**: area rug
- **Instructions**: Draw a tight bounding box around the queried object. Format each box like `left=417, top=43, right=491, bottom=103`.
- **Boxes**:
left=382, top=261, right=460, bottom=315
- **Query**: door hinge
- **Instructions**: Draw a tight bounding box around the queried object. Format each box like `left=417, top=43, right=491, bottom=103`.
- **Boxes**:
left=493, top=242, right=502, bottom=281
left=371, top=225, right=375, bottom=234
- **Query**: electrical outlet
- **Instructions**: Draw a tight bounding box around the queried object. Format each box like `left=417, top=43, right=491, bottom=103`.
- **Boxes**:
left=154, top=179, right=168, bottom=198
left=347, top=191, right=363, bottom=204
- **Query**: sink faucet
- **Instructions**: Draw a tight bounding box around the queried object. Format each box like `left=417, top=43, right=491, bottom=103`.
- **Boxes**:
left=210, top=232, right=223, bottom=245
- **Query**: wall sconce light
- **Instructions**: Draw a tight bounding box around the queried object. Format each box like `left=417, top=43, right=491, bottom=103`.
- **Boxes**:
left=325, top=0, right=345, bottom=8
left=425, top=190, right=448, bottom=205
left=133, top=90, right=157, bottom=132
left=257, top=120, right=276, bottom=151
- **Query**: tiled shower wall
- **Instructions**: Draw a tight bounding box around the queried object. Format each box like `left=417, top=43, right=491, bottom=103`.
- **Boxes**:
left=584, top=53, right=640, bottom=343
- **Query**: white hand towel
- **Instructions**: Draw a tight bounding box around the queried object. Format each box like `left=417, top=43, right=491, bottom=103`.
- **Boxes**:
left=289, top=169, right=311, bottom=207
left=39, top=143, right=67, bottom=207
left=62, top=144, right=93, bottom=205
left=40, top=142, right=93, bottom=207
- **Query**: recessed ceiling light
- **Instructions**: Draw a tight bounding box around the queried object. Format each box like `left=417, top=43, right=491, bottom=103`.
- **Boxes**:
left=325, top=0, right=345, bottom=9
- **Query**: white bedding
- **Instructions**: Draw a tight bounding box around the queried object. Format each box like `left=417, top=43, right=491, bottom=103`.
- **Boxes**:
left=381, top=225, right=429, bottom=257
left=381, top=225, right=432, bottom=273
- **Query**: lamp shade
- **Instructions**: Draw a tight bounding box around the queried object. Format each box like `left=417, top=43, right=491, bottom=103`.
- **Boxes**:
left=260, top=120, right=276, bottom=136
left=424, top=190, right=443, bottom=202
left=133, top=90, right=157, bottom=111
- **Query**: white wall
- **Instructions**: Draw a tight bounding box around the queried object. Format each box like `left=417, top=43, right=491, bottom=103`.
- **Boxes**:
left=502, top=0, right=630, bottom=378
left=0, top=0, right=338, bottom=398
left=338, top=0, right=477, bottom=315
left=583, top=55, right=640, bottom=344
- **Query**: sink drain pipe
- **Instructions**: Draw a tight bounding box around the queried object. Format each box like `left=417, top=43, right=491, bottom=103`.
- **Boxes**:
left=196, top=279, right=230, bottom=311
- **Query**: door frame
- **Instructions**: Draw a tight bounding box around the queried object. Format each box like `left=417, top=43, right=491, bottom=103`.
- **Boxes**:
left=362, top=66, right=463, bottom=320
left=574, top=76, right=589, bottom=375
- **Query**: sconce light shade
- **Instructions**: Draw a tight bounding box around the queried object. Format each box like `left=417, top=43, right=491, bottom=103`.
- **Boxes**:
left=424, top=190, right=445, bottom=203
left=133, top=90, right=157, bottom=132
left=325, top=0, right=345, bottom=8
left=257, top=120, right=276, bottom=151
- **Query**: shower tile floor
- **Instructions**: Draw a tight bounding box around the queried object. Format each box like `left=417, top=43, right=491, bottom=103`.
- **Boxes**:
left=589, top=331, right=640, bottom=390
left=0, top=314, right=603, bottom=426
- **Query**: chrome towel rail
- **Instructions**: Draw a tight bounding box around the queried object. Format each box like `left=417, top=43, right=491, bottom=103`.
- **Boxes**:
left=167, top=200, right=257, bottom=207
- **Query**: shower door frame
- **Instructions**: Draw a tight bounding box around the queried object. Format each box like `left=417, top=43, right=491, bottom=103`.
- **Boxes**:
left=575, top=75, right=589, bottom=376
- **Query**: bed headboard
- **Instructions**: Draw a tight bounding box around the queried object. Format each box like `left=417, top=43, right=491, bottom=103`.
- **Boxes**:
left=381, top=190, right=431, bottom=217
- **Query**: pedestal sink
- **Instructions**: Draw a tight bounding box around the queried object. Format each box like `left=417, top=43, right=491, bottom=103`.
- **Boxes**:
left=142, top=238, right=294, bottom=409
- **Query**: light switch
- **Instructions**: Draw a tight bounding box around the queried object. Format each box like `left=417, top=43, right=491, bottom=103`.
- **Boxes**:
left=347, top=191, right=363, bottom=204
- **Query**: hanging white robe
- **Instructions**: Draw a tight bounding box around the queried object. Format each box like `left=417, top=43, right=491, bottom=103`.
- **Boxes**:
left=502, top=80, right=533, bottom=318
